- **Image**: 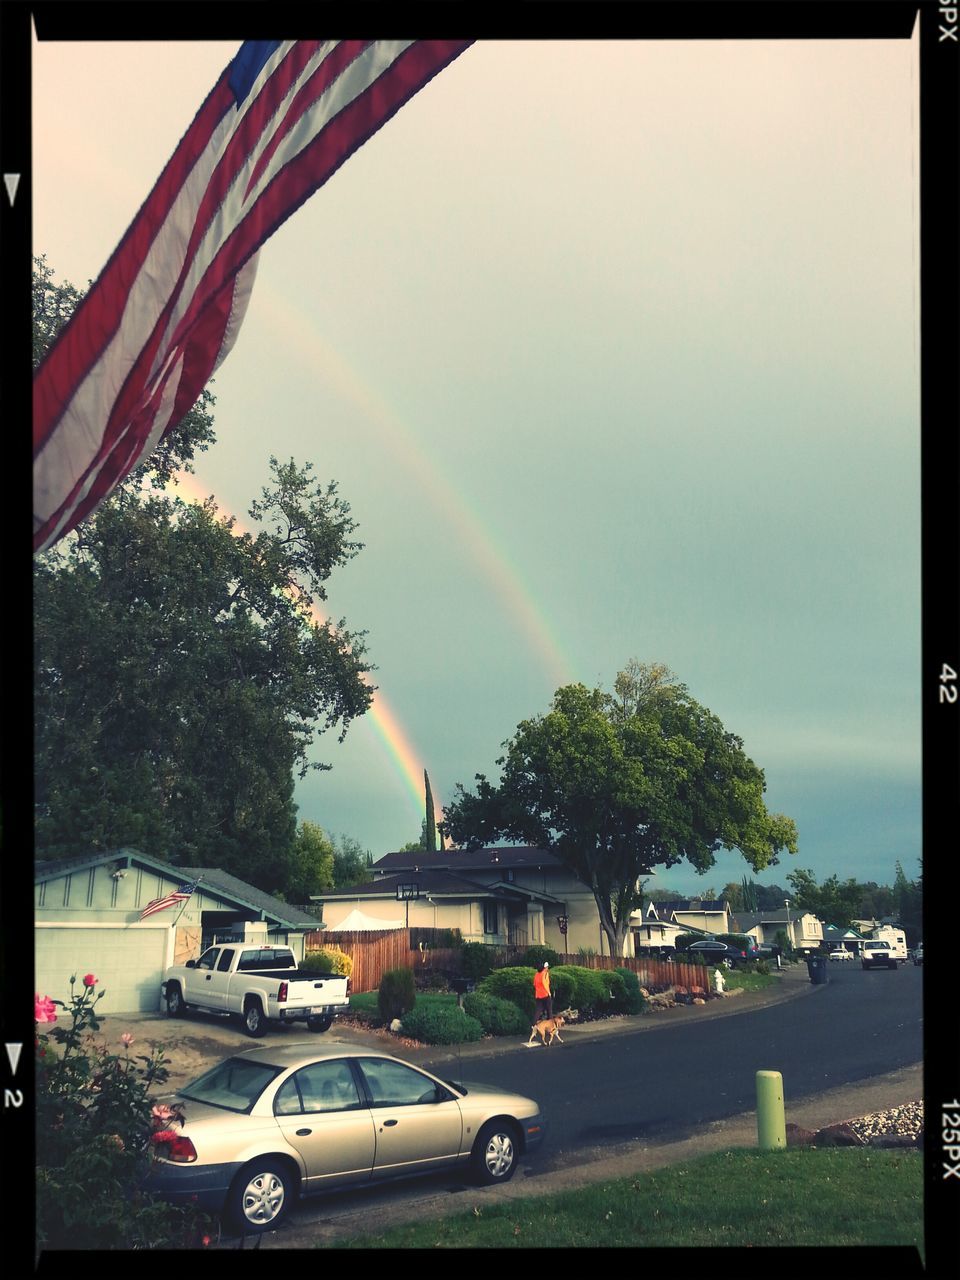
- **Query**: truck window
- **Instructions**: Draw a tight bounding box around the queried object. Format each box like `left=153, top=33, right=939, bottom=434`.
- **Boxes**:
left=238, top=948, right=296, bottom=971
left=217, top=948, right=236, bottom=972
left=196, top=948, right=219, bottom=970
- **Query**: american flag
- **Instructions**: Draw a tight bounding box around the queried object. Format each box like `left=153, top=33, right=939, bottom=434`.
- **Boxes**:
left=33, top=39, right=473, bottom=553
left=139, top=880, right=199, bottom=922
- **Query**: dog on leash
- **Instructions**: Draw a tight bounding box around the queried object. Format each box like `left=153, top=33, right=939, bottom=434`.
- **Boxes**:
left=526, top=1013, right=565, bottom=1047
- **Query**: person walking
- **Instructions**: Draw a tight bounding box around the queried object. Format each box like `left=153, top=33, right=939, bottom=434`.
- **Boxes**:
left=533, top=961, right=553, bottom=1020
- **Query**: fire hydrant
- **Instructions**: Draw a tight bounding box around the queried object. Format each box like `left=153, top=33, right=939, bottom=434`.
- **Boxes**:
left=712, top=967, right=726, bottom=995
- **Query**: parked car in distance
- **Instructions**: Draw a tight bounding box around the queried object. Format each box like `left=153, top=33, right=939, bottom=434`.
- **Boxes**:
left=913, top=943, right=923, bottom=966
left=685, top=939, right=749, bottom=968
left=828, top=947, right=854, bottom=961
left=861, top=940, right=897, bottom=970
left=146, top=1045, right=546, bottom=1234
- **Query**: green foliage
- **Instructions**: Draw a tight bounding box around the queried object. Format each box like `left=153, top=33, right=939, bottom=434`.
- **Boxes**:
left=33, top=260, right=375, bottom=898
left=461, top=942, right=498, bottom=981
left=330, top=833, right=374, bottom=888
left=614, top=966, right=646, bottom=1014
left=35, top=976, right=210, bottom=1251
left=672, top=933, right=703, bottom=952
left=303, top=947, right=353, bottom=977
left=400, top=1004, right=484, bottom=1045
left=477, top=967, right=538, bottom=1020
left=717, top=934, right=752, bottom=951
left=551, top=965, right=610, bottom=1016
left=291, top=821, right=335, bottom=896
left=443, top=661, right=797, bottom=957
left=521, top=945, right=560, bottom=969
left=462, top=992, right=530, bottom=1036
left=378, top=968, right=416, bottom=1022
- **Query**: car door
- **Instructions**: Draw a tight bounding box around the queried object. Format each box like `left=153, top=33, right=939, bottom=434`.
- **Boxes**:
left=183, top=947, right=221, bottom=1004
left=272, top=1058, right=377, bottom=1191
left=355, top=1057, right=464, bottom=1177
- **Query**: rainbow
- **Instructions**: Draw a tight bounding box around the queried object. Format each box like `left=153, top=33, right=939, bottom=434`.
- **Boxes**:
left=251, top=282, right=574, bottom=691
left=166, top=470, right=438, bottom=831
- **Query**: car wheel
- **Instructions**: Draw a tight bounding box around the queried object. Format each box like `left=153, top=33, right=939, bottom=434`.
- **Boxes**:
left=472, top=1119, right=519, bottom=1185
left=165, top=984, right=187, bottom=1017
left=243, top=999, right=267, bottom=1038
left=227, top=1158, right=294, bottom=1234
left=307, top=1015, right=333, bottom=1033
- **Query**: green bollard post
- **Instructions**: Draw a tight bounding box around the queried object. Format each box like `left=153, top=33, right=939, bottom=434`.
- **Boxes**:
left=756, top=1070, right=787, bottom=1150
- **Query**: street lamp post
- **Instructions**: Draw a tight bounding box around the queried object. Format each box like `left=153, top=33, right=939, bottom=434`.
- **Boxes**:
left=784, top=899, right=791, bottom=954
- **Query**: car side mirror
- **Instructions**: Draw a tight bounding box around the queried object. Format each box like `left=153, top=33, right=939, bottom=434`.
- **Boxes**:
left=185, top=959, right=197, bottom=968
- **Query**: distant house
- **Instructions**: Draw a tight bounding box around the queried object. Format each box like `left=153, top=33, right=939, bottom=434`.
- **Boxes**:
left=631, top=898, right=736, bottom=941
left=733, top=909, right=825, bottom=954
left=313, top=846, right=653, bottom=957
left=821, top=923, right=868, bottom=954
left=35, top=849, right=319, bottom=1014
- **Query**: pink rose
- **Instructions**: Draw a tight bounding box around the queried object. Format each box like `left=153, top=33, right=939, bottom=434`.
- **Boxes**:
left=35, top=994, right=58, bottom=1024
left=82, top=973, right=98, bottom=988
left=120, top=1032, right=135, bottom=1047
left=151, top=1103, right=175, bottom=1122
left=151, top=1129, right=179, bottom=1145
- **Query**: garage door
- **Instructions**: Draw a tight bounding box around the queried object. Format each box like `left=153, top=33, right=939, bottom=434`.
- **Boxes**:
left=36, top=928, right=168, bottom=1013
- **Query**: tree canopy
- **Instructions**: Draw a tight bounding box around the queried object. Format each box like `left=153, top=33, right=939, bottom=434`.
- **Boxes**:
left=34, top=258, right=375, bottom=899
left=441, top=663, right=798, bottom=955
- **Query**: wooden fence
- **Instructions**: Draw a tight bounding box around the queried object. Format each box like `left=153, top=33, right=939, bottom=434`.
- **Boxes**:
left=304, top=929, right=712, bottom=995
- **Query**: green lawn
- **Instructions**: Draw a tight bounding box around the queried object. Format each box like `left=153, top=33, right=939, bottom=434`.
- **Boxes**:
left=333, top=1147, right=923, bottom=1252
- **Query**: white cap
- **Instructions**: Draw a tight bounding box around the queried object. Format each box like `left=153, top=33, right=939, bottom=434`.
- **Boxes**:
left=543, top=962, right=549, bottom=968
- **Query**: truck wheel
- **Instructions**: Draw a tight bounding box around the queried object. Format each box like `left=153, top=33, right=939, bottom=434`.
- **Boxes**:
left=165, top=984, right=187, bottom=1018
left=307, top=1015, right=333, bottom=1033
left=227, top=1157, right=295, bottom=1233
left=243, top=999, right=267, bottom=1038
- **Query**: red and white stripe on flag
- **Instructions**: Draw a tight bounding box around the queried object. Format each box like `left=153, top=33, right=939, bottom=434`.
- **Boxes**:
left=33, top=39, right=473, bottom=554
left=139, top=880, right=198, bottom=921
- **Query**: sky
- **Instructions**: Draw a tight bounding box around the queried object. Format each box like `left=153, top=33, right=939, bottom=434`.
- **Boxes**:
left=31, top=30, right=923, bottom=899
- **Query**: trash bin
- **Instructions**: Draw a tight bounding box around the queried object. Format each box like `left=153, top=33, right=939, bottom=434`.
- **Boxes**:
left=451, top=977, right=475, bottom=1007
left=806, top=954, right=829, bottom=985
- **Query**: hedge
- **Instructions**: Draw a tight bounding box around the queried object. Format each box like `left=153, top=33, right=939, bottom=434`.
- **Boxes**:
left=378, top=968, right=416, bottom=1022
left=462, top=992, right=529, bottom=1037
left=400, top=1004, right=484, bottom=1045
left=476, top=967, right=538, bottom=1019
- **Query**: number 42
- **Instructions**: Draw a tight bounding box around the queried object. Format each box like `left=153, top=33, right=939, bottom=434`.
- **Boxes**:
left=940, top=664, right=958, bottom=703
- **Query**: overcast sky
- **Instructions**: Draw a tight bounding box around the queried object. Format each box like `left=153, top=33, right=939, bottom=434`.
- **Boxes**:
left=32, top=32, right=922, bottom=897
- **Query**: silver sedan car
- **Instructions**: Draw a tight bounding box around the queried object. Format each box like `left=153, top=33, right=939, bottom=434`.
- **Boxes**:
left=146, top=1044, right=546, bottom=1233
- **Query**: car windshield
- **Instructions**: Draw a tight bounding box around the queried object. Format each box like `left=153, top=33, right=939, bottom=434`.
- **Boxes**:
left=179, top=1057, right=283, bottom=1112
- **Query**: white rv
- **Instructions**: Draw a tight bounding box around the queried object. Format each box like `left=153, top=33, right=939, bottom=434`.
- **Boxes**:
left=869, top=925, right=908, bottom=964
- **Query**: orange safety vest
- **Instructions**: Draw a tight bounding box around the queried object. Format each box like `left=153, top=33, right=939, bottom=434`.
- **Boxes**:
left=534, top=969, right=551, bottom=999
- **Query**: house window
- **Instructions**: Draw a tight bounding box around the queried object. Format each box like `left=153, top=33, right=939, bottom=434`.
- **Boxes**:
left=504, top=869, right=515, bottom=882
left=483, top=902, right=499, bottom=935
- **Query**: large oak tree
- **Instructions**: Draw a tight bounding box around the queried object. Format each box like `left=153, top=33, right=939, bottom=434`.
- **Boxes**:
left=441, top=663, right=798, bottom=956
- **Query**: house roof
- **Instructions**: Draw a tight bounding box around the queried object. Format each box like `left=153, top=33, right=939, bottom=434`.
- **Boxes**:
left=35, top=849, right=317, bottom=930
left=652, top=898, right=730, bottom=916
left=372, top=846, right=566, bottom=873
left=313, top=868, right=550, bottom=904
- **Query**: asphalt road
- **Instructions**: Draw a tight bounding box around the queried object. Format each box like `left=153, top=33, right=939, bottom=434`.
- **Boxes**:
left=420, top=960, right=923, bottom=1165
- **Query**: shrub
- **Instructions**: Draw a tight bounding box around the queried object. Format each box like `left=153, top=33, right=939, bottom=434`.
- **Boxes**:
left=476, top=966, right=538, bottom=1019
left=303, top=947, right=353, bottom=977
left=552, top=965, right=610, bottom=1016
left=614, top=967, right=646, bottom=1014
left=378, top=967, right=416, bottom=1022
left=462, top=992, right=529, bottom=1036
left=521, top=945, right=560, bottom=969
left=400, top=1004, right=484, bottom=1045
left=596, top=968, right=628, bottom=1010
left=461, top=942, right=498, bottom=981
left=35, top=975, right=211, bottom=1251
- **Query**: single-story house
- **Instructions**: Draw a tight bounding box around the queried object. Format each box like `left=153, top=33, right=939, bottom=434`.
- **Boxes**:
left=629, top=900, right=688, bottom=952
left=821, top=923, right=867, bottom=954
left=732, top=909, right=825, bottom=954
left=631, top=897, right=736, bottom=940
left=313, top=846, right=652, bottom=957
left=35, top=849, right=320, bottom=1014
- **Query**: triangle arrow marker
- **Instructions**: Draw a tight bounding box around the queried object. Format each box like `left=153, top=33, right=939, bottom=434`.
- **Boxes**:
left=3, top=173, right=21, bottom=207
left=5, top=1043, right=22, bottom=1074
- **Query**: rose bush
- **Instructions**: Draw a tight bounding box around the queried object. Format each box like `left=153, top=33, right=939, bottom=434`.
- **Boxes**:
left=35, top=974, right=211, bottom=1252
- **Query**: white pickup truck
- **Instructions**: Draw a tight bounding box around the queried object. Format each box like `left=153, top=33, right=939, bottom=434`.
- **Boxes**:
left=161, top=943, right=350, bottom=1037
